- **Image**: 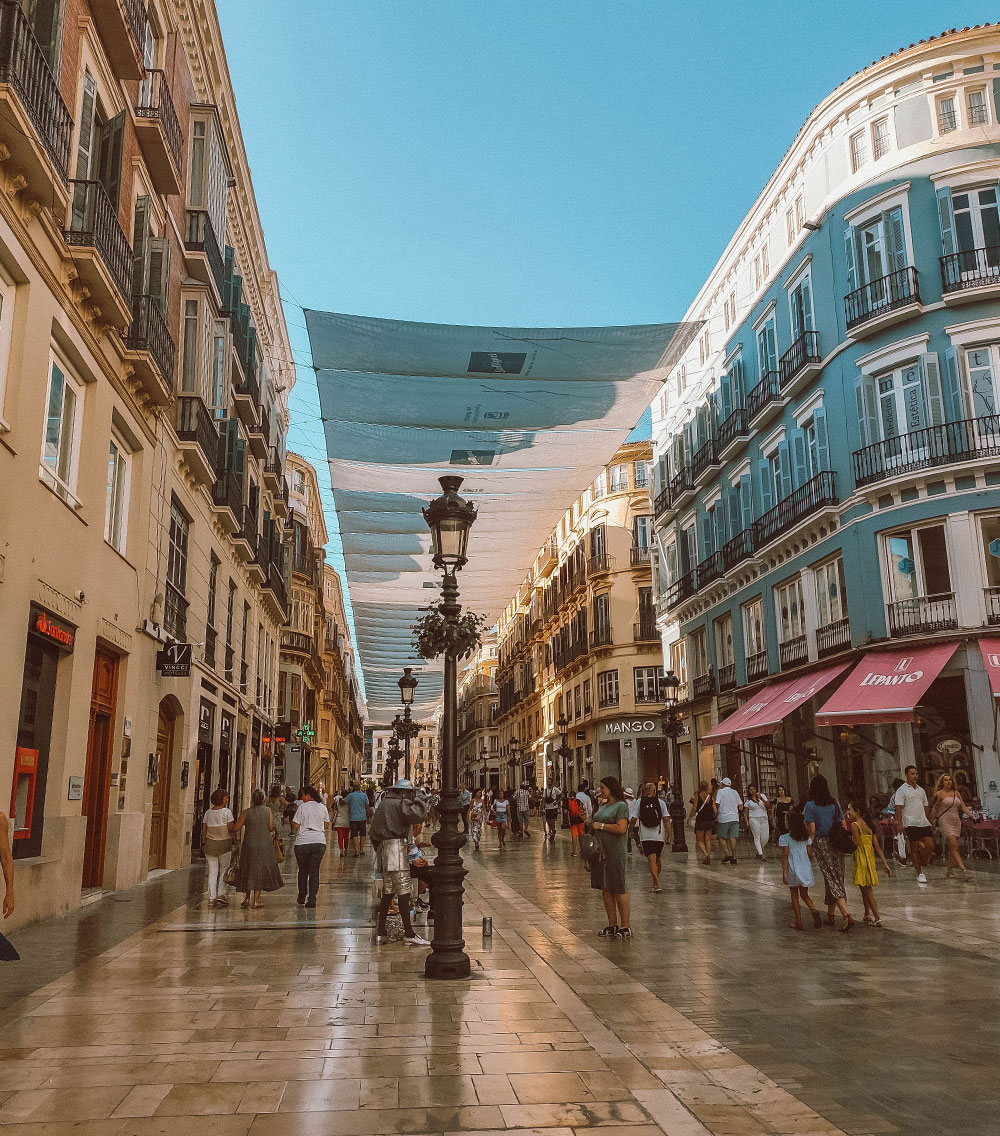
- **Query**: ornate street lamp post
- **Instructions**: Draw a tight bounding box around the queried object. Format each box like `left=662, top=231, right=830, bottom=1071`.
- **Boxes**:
left=385, top=734, right=402, bottom=788
left=422, top=475, right=476, bottom=980
left=659, top=670, right=688, bottom=852
left=480, top=742, right=488, bottom=789
left=556, top=714, right=570, bottom=827
left=397, top=667, right=419, bottom=781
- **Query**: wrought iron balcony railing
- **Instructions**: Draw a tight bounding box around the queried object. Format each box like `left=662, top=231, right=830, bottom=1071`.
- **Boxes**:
left=633, top=617, right=657, bottom=641
left=779, top=634, right=808, bottom=669
left=816, top=617, right=851, bottom=656
left=653, top=485, right=670, bottom=517
left=124, top=294, right=174, bottom=382
left=985, top=588, right=1000, bottom=626
left=746, top=650, right=768, bottom=683
left=692, top=438, right=719, bottom=481
left=136, top=68, right=183, bottom=175
left=175, top=394, right=219, bottom=464
left=186, top=209, right=225, bottom=297
left=747, top=370, right=781, bottom=420
left=852, top=415, right=1000, bottom=488
left=718, top=662, right=737, bottom=691
left=589, top=625, right=613, bottom=649
left=630, top=545, right=651, bottom=566
left=718, top=407, right=749, bottom=451
left=693, top=669, right=716, bottom=699
left=753, top=471, right=837, bottom=549
left=844, top=265, right=919, bottom=330
left=778, top=330, right=820, bottom=390
left=940, top=246, right=1000, bottom=294
left=887, top=592, right=957, bottom=637
left=722, top=527, right=755, bottom=572
left=65, top=179, right=133, bottom=300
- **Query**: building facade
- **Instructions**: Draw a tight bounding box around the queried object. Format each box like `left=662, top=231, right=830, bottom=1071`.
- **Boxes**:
left=315, top=563, right=364, bottom=794
left=368, top=724, right=439, bottom=787
left=456, top=634, right=499, bottom=789
left=494, top=442, right=667, bottom=793
left=652, top=24, right=1000, bottom=814
left=0, top=0, right=294, bottom=928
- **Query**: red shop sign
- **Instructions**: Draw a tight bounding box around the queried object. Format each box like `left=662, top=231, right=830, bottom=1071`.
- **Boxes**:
left=29, top=604, right=75, bottom=651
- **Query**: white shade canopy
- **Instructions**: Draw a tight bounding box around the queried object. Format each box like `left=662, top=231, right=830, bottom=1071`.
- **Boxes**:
left=305, top=311, right=699, bottom=719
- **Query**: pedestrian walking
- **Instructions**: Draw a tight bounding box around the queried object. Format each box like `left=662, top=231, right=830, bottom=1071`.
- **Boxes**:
left=635, top=783, right=669, bottom=892
left=845, top=803, right=892, bottom=926
left=542, top=783, right=561, bottom=839
left=588, top=777, right=632, bottom=939
left=491, top=789, right=509, bottom=848
left=689, top=781, right=717, bottom=864
left=779, top=808, right=822, bottom=930
left=930, top=773, right=973, bottom=880
left=458, top=785, right=472, bottom=832
left=569, top=783, right=592, bottom=856
left=265, top=783, right=285, bottom=832
left=515, top=783, right=532, bottom=836
left=291, top=785, right=329, bottom=908
left=773, top=785, right=793, bottom=843
left=344, top=782, right=372, bottom=856
left=331, top=788, right=351, bottom=855
left=743, top=784, right=770, bottom=860
left=803, top=774, right=853, bottom=931
left=625, top=787, right=637, bottom=855
left=231, top=788, right=284, bottom=909
left=370, top=778, right=430, bottom=946
left=893, top=766, right=935, bottom=883
left=715, top=777, right=743, bottom=864
left=202, top=788, right=235, bottom=907
left=469, top=789, right=485, bottom=850
left=0, top=810, right=16, bottom=962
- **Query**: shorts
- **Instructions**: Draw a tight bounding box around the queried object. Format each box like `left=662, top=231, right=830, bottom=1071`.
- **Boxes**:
left=570, top=823, right=585, bottom=837
left=350, top=819, right=367, bottom=837
left=717, top=820, right=740, bottom=840
left=905, top=825, right=934, bottom=843
left=641, top=840, right=664, bottom=857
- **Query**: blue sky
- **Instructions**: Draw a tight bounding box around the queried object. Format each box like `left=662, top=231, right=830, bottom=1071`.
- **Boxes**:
left=216, top=0, right=993, bottom=694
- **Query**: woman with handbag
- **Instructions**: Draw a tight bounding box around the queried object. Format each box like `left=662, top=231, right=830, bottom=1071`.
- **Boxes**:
left=587, top=777, right=632, bottom=940
left=803, top=775, right=854, bottom=932
left=231, top=788, right=285, bottom=909
left=930, top=773, right=973, bottom=880
left=202, top=788, right=235, bottom=907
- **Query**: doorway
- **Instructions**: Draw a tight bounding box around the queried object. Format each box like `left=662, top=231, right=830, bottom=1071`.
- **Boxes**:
left=148, top=702, right=175, bottom=871
left=82, top=648, right=119, bottom=889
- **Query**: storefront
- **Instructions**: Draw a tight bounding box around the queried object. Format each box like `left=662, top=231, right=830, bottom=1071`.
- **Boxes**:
left=598, top=716, right=669, bottom=791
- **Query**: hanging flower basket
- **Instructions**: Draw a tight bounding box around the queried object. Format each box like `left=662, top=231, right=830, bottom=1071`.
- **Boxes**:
left=413, top=601, right=487, bottom=660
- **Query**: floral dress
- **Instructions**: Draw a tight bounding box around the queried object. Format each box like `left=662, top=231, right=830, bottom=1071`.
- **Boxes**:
left=470, top=800, right=484, bottom=845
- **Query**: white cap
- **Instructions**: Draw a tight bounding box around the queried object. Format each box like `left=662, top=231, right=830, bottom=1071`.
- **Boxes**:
left=624, top=787, right=635, bottom=798
left=393, top=778, right=414, bottom=790
left=722, top=777, right=732, bottom=787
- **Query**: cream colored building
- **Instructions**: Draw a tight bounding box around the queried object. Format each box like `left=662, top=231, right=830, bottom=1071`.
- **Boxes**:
left=368, top=724, right=439, bottom=786
left=315, top=564, right=362, bottom=794
left=494, top=442, right=668, bottom=793
left=0, top=0, right=293, bottom=928
left=457, top=634, right=499, bottom=789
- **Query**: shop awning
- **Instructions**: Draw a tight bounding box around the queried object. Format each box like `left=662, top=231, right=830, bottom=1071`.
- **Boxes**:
left=702, top=662, right=851, bottom=745
left=814, top=643, right=957, bottom=727
left=976, top=637, right=1000, bottom=700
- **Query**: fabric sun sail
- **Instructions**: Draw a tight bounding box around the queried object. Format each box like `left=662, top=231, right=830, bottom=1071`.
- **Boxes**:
left=305, top=311, right=699, bottom=719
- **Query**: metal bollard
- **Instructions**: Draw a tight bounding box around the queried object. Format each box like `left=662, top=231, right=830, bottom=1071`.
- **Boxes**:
left=482, top=916, right=493, bottom=938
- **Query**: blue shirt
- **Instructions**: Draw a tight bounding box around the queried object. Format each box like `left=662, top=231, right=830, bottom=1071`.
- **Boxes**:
left=345, top=790, right=369, bottom=821
left=803, top=800, right=839, bottom=836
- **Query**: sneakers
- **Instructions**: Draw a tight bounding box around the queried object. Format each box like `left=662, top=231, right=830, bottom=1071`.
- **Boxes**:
left=296, top=896, right=307, bottom=906
left=375, top=934, right=390, bottom=945
left=617, top=927, right=633, bottom=940
left=305, top=900, right=316, bottom=909
left=597, top=925, right=619, bottom=937
left=917, top=872, right=928, bottom=884
left=652, top=885, right=662, bottom=893
left=404, top=934, right=430, bottom=946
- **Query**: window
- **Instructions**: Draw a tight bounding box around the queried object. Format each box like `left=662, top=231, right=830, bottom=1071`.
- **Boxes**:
left=293, top=469, right=305, bottom=494
left=689, top=627, right=708, bottom=678
left=752, top=244, right=769, bottom=291
left=634, top=666, right=661, bottom=703
left=979, top=515, right=1000, bottom=600
left=0, top=273, right=14, bottom=423
left=743, top=598, right=765, bottom=658
left=788, top=271, right=814, bottom=339
left=104, top=436, right=130, bottom=552
left=698, top=328, right=710, bottom=365
left=205, top=553, right=219, bottom=667
left=20, top=0, right=65, bottom=73
left=633, top=461, right=649, bottom=488
left=597, top=669, right=619, bottom=708
left=209, top=322, right=227, bottom=417
left=582, top=678, right=592, bottom=713
left=181, top=298, right=202, bottom=394
left=756, top=317, right=777, bottom=377
left=951, top=188, right=999, bottom=258
left=40, top=358, right=82, bottom=503
left=72, top=71, right=124, bottom=213
left=715, top=613, right=734, bottom=668
left=574, top=684, right=582, bottom=718
left=164, top=498, right=189, bottom=640
left=775, top=577, right=806, bottom=644
left=967, top=88, right=989, bottom=126
left=794, top=194, right=805, bottom=231
left=785, top=206, right=795, bottom=245
left=938, top=95, right=958, bottom=134
left=885, top=524, right=952, bottom=602
left=845, top=206, right=908, bottom=293
left=608, top=463, right=629, bottom=492
left=188, top=113, right=229, bottom=240
left=723, top=291, right=736, bottom=331
left=966, top=345, right=999, bottom=417
left=849, top=130, right=868, bottom=173
left=814, top=557, right=848, bottom=628
left=872, top=117, right=891, bottom=159
left=633, top=514, right=651, bottom=553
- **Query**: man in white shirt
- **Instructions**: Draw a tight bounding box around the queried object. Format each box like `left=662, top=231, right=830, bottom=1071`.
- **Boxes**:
left=515, top=784, right=532, bottom=837
left=542, top=783, right=561, bottom=840
left=291, top=785, right=330, bottom=908
left=714, top=777, right=744, bottom=865
left=894, top=765, right=935, bottom=883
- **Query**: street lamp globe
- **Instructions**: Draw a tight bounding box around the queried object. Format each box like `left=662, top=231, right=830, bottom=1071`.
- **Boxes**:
left=661, top=668, right=680, bottom=706
left=398, top=666, right=418, bottom=705
left=423, top=475, right=477, bottom=570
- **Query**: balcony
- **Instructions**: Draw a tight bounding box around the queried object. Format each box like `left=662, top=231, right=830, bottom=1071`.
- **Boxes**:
left=589, top=625, right=613, bottom=650
left=746, top=650, right=768, bottom=683
left=653, top=485, right=670, bottom=518
left=232, top=506, right=258, bottom=564
left=633, top=617, right=657, bottom=642
left=203, top=627, right=216, bottom=670
left=281, top=629, right=313, bottom=656
left=175, top=395, right=219, bottom=486
left=123, top=295, right=174, bottom=403
left=292, top=553, right=316, bottom=582
left=695, top=550, right=722, bottom=589
left=64, top=180, right=133, bottom=325
left=668, top=465, right=694, bottom=508
left=264, top=561, right=288, bottom=617
left=718, top=407, right=750, bottom=459
left=211, top=469, right=243, bottom=534
left=263, top=446, right=283, bottom=492
left=747, top=370, right=783, bottom=428
left=693, top=669, right=716, bottom=699
left=718, top=662, right=737, bottom=692
left=666, top=567, right=698, bottom=611
left=587, top=552, right=611, bottom=576
left=852, top=416, right=1000, bottom=489
left=778, top=330, right=821, bottom=397
left=630, top=544, right=651, bottom=567
left=887, top=592, right=957, bottom=637
left=722, top=527, right=755, bottom=573
left=90, top=0, right=147, bottom=79
left=940, top=246, right=1000, bottom=304
left=691, top=438, right=720, bottom=484
left=162, top=585, right=187, bottom=643
left=0, top=1, right=73, bottom=192
left=272, top=479, right=289, bottom=519
left=753, top=471, right=837, bottom=551
left=817, top=617, right=851, bottom=656
left=185, top=210, right=225, bottom=302
left=779, top=634, right=809, bottom=669
left=537, top=534, right=559, bottom=576
left=984, top=588, right=1000, bottom=626
left=134, top=69, right=182, bottom=194
left=844, top=265, right=920, bottom=336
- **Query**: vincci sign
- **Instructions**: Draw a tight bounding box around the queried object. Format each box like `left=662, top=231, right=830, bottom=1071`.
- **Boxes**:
left=602, top=718, right=661, bottom=738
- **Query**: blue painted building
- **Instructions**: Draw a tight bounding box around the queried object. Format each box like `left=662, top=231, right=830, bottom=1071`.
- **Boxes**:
left=652, top=24, right=1000, bottom=815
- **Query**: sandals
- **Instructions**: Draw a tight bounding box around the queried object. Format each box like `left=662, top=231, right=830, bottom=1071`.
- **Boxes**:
left=252, top=901, right=264, bottom=909
left=617, top=927, right=632, bottom=940
left=811, top=911, right=823, bottom=928
left=597, top=925, right=619, bottom=937
left=240, top=898, right=250, bottom=909
left=789, top=922, right=804, bottom=931
left=840, top=916, right=855, bottom=933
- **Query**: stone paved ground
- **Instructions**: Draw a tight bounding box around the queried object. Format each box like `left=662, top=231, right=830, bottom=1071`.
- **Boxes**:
left=0, top=826, right=996, bottom=1136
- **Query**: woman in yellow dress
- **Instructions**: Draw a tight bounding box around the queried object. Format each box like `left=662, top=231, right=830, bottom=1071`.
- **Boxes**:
left=845, top=803, right=892, bottom=926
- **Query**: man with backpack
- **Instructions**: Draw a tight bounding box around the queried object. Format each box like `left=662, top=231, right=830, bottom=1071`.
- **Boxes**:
left=633, top=782, right=670, bottom=892
left=568, top=782, right=592, bottom=856
left=542, top=782, right=561, bottom=840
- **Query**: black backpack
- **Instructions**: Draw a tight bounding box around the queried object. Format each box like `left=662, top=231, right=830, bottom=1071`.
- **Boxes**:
left=638, top=795, right=662, bottom=830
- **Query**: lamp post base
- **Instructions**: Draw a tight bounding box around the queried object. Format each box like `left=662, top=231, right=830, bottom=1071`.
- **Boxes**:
left=669, top=792, right=688, bottom=852
left=424, top=950, right=472, bottom=980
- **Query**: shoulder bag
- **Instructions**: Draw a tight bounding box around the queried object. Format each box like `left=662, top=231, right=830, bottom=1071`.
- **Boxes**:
left=829, top=804, right=856, bottom=855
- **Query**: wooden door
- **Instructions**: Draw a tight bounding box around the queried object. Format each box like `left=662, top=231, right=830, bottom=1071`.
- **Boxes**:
left=82, top=649, right=119, bottom=889
left=148, top=706, right=174, bottom=871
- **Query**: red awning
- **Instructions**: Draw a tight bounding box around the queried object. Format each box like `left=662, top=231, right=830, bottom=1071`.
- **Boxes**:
left=814, top=642, right=957, bottom=727
left=702, top=662, right=851, bottom=745
left=976, top=637, right=1000, bottom=700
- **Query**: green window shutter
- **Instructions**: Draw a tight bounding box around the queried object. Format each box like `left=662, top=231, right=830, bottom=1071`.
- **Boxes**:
left=855, top=376, right=878, bottom=447
left=943, top=347, right=969, bottom=420
left=844, top=226, right=859, bottom=293
left=812, top=408, right=831, bottom=471
left=75, top=71, right=96, bottom=180
left=148, top=237, right=170, bottom=311
left=699, top=512, right=713, bottom=560
left=921, top=352, right=945, bottom=427
left=98, top=110, right=125, bottom=209
left=776, top=440, right=792, bottom=499
left=131, top=195, right=151, bottom=298
left=727, top=488, right=741, bottom=538
left=790, top=428, right=809, bottom=486
left=757, top=460, right=774, bottom=514
left=713, top=504, right=726, bottom=551
left=936, top=186, right=956, bottom=256
left=884, top=207, right=907, bottom=271
left=739, top=474, right=754, bottom=529
left=732, top=356, right=746, bottom=406
left=718, top=374, right=732, bottom=422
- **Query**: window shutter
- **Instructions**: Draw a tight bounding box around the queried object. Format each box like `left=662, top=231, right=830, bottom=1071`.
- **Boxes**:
left=699, top=512, right=713, bottom=560
left=131, top=195, right=151, bottom=298
left=943, top=347, right=969, bottom=421
left=234, top=438, right=246, bottom=491
left=739, top=474, right=754, bottom=529
left=777, top=440, right=792, bottom=499
left=75, top=72, right=97, bottom=180
left=98, top=110, right=125, bottom=209
left=727, top=487, right=741, bottom=538
left=855, top=375, right=878, bottom=448
left=719, top=374, right=732, bottom=422
left=732, top=356, right=746, bottom=407
left=757, top=460, right=774, bottom=514
left=682, top=421, right=693, bottom=466
left=713, top=503, right=726, bottom=551
left=148, top=236, right=170, bottom=311
left=790, top=428, right=809, bottom=486
left=844, top=226, right=859, bottom=293
left=921, top=352, right=945, bottom=427
left=936, top=186, right=956, bottom=256
left=884, top=207, right=907, bottom=272
left=812, top=408, right=831, bottom=471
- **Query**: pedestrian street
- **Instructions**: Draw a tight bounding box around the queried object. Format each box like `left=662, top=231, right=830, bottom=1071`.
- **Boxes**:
left=2, top=829, right=997, bottom=1136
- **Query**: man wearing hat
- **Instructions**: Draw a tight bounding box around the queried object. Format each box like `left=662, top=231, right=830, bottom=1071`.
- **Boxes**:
left=624, top=788, right=637, bottom=855
left=369, top=779, right=430, bottom=946
left=714, top=777, right=744, bottom=865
